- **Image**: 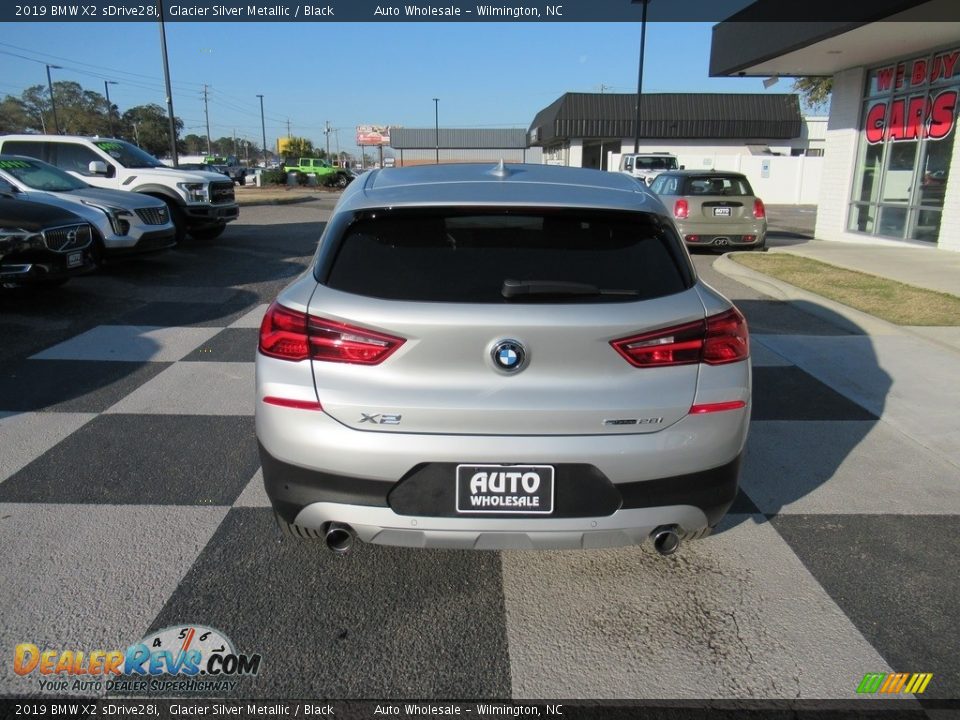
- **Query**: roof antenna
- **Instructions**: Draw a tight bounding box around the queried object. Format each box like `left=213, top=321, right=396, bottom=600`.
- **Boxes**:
left=489, top=159, right=510, bottom=178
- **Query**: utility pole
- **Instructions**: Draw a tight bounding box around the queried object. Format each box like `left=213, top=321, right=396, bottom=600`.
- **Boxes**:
left=46, top=64, right=61, bottom=134
left=257, top=94, right=267, bottom=167
left=324, top=120, right=331, bottom=161
left=433, top=98, right=439, bottom=164
left=157, top=0, right=179, bottom=165
left=104, top=80, right=118, bottom=136
left=286, top=118, right=291, bottom=138
left=632, top=0, right=651, bottom=154
left=203, top=84, right=212, bottom=155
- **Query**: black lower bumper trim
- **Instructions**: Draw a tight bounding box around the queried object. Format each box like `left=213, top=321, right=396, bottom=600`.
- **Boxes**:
left=259, top=442, right=388, bottom=524
left=260, top=442, right=741, bottom=528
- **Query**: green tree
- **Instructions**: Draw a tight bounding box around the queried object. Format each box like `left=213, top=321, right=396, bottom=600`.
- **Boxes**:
left=0, top=95, right=36, bottom=133
left=282, top=137, right=314, bottom=159
left=120, top=104, right=183, bottom=158
left=182, top=133, right=207, bottom=154
left=792, top=77, right=833, bottom=112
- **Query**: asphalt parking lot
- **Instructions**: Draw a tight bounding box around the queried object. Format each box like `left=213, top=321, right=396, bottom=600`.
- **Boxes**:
left=1, top=200, right=957, bottom=702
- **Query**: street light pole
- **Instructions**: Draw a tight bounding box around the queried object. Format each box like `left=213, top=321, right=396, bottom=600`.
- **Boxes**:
left=45, top=64, right=61, bottom=134
left=433, top=97, right=439, bottom=164
left=257, top=94, right=267, bottom=167
left=104, top=80, right=118, bottom=136
left=632, top=0, right=650, bottom=154
left=156, top=0, right=179, bottom=165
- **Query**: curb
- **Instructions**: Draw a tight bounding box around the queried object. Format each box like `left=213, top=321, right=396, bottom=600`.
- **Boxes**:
left=714, top=253, right=903, bottom=336
left=715, top=253, right=960, bottom=356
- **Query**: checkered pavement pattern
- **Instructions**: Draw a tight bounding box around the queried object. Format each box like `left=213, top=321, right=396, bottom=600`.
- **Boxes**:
left=1, top=292, right=958, bottom=701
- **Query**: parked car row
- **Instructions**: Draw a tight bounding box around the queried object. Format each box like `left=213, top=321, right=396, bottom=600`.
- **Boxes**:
left=0, top=133, right=244, bottom=289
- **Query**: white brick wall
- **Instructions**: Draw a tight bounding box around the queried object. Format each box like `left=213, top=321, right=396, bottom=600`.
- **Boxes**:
left=815, top=67, right=866, bottom=242
left=939, top=117, right=960, bottom=252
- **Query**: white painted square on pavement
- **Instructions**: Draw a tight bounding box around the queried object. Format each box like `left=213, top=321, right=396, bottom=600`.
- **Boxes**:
left=229, top=304, right=270, bottom=329
left=0, top=412, right=96, bottom=483
left=104, top=362, right=256, bottom=416
left=502, top=516, right=892, bottom=699
left=31, top=326, right=221, bottom=363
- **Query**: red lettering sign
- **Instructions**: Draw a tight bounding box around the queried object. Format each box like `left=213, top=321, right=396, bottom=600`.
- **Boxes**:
left=929, top=90, right=958, bottom=140
left=863, top=91, right=958, bottom=143
left=912, top=60, right=927, bottom=86
left=866, top=102, right=887, bottom=144
left=877, top=67, right=895, bottom=91
left=895, top=63, right=906, bottom=89
left=905, top=96, right=927, bottom=140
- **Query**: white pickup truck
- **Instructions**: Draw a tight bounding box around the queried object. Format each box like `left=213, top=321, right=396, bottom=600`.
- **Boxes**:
left=0, top=135, right=239, bottom=241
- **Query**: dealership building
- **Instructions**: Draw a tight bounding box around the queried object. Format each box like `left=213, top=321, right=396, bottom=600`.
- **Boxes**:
left=711, top=0, right=960, bottom=250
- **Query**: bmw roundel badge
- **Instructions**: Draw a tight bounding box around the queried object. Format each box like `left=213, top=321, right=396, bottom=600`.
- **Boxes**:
left=491, top=339, right=526, bottom=373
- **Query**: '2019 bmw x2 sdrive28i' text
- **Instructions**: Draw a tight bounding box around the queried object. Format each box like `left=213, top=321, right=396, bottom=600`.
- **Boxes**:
left=256, top=162, right=750, bottom=554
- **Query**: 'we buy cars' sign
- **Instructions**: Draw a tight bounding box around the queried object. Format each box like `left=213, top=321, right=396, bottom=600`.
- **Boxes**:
left=864, top=48, right=959, bottom=144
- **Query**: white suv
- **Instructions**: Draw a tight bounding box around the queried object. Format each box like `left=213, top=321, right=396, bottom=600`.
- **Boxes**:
left=618, top=152, right=680, bottom=186
left=0, top=135, right=239, bottom=242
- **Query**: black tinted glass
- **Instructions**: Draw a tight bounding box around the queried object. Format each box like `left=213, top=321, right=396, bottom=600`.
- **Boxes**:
left=324, top=208, right=690, bottom=303
left=683, top=176, right=754, bottom=196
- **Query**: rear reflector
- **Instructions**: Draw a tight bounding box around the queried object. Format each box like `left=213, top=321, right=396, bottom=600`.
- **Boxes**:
left=685, top=234, right=700, bottom=243
left=611, top=307, right=749, bottom=368
left=262, top=396, right=323, bottom=411
left=689, top=400, right=747, bottom=414
left=259, top=301, right=406, bottom=365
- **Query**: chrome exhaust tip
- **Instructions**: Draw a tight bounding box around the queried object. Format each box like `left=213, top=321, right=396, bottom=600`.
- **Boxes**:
left=324, top=523, right=355, bottom=555
left=651, top=526, right=681, bottom=556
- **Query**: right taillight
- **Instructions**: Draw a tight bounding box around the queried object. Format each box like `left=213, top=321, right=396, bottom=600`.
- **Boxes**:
left=611, top=307, right=748, bottom=368
left=258, top=302, right=405, bottom=365
left=753, top=198, right=766, bottom=219
left=674, top=198, right=689, bottom=219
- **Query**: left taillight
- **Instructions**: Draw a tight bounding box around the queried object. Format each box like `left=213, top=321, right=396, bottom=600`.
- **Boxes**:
left=258, top=302, right=405, bottom=365
left=610, top=307, right=749, bottom=368
left=753, top=198, right=766, bottom=219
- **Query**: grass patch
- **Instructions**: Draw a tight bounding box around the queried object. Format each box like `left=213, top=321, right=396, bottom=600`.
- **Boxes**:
left=730, top=252, right=960, bottom=326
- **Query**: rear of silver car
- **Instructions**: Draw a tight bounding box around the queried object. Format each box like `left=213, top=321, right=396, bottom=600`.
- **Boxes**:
left=256, top=164, right=750, bottom=552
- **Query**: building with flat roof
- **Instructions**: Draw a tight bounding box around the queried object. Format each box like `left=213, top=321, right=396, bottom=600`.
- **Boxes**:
left=711, top=0, right=960, bottom=250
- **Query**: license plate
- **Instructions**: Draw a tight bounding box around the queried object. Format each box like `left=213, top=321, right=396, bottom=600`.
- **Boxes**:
left=67, top=251, right=83, bottom=268
left=455, top=464, right=554, bottom=514
left=713, top=207, right=732, bottom=217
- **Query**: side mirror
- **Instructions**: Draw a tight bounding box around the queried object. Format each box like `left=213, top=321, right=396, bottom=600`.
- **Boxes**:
left=89, top=160, right=109, bottom=176
left=679, top=165, right=685, bottom=170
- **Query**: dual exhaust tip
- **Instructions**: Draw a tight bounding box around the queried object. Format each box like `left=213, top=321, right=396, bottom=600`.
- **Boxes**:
left=320, top=522, right=681, bottom=556
left=651, top=525, right=681, bottom=556
left=324, top=522, right=355, bottom=555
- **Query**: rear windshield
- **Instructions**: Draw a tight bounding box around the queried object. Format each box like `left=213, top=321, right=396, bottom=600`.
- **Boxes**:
left=321, top=208, right=691, bottom=303
left=635, top=156, right=678, bottom=171
left=683, top=176, right=753, bottom=196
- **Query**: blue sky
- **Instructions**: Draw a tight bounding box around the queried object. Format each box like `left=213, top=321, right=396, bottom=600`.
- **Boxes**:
left=0, top=21, right=789, bottom=156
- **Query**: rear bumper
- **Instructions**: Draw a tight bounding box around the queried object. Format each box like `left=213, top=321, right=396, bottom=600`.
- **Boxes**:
left=677, top=221, right=766, bottom=248
left=259, top=443, right=742, bottom=549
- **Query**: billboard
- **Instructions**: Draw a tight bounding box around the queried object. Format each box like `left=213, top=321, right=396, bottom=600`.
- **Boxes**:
left=357, top=125, right=391, bottom=146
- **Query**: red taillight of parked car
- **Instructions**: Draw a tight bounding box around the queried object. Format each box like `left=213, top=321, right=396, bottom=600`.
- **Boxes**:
left=674, top=199, right=689, bottom=219
left=259, top=302, right=405, bottom=365
left=753, top=198, right=766, bottom=219
left=611, top=307, right=749, bottom=368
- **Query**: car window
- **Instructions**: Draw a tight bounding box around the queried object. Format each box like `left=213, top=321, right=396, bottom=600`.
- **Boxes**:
left=683, top=176, right=753, bottom=196
left=52, top=143, right=104, bottom=175
left=650, top=176, right=665, bottom=194
left=0, top=157, right=89, bottom=191
left=90, top=140, right=164, bottom=169
left=622, top=157, right=633, bottom=171
left=1, top=141, right=50, bottom=163
left=324, top=208, right=691, bottom=304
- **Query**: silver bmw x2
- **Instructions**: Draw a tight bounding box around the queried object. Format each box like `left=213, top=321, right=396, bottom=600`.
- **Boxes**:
left=256, top=162, right=750, bottom=554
